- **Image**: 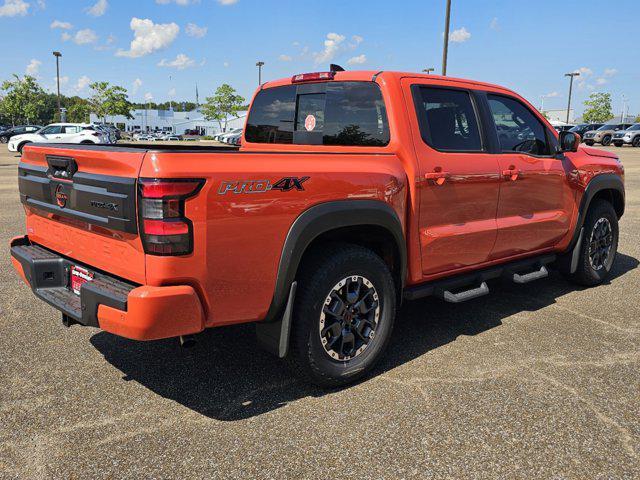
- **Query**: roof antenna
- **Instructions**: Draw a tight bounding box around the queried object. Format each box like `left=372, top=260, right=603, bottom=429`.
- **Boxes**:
left=330, top=64, right=345, bottom=72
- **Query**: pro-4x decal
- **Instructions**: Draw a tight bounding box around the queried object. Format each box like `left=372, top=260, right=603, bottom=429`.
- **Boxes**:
left=218, top=176, right=310, bottom=195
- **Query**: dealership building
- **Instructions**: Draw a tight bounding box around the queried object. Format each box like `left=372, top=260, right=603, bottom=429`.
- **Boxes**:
left=89, top=108, right=247, bottom=136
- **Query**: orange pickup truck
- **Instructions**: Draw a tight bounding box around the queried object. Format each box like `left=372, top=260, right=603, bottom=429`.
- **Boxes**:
left=11, top=69, right=625, bottom=386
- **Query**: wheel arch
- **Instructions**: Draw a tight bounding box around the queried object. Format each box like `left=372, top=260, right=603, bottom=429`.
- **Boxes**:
left=263, top=200, right=406, bottom=323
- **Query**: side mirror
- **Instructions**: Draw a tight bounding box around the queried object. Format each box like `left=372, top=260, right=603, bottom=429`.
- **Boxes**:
left=559, top=131, right=580, bottom=153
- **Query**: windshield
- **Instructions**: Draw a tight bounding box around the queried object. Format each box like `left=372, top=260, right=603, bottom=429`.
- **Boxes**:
left=597, top=124, right=615, bottom=131
left=626, top=124, right=640, bottom=131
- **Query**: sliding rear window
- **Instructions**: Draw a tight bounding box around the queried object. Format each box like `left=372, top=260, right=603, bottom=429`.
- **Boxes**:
left=245, top=81, right=389, bottom=146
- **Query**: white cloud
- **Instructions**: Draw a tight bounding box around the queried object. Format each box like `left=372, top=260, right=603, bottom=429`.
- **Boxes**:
left=604, top=68, right=618, bottom=77
left=168, top=87, right=176, bottom=97
left=278, top=54, right=292, bottom=62
left=86, top=0, right=107, bottom=16
left=116, top=18, right=179, bottom=58
left=157, top=53, right=196, bottom=70
left=0, top=0, right=29, bottom=17
left=185, top=22, right=207, bottom=38
left=74, top=28, right=98, bottom=45
left=75, top=75, right=91, bottom=92
left=144, top=92, right=153, bottom=102
left=449, top=27, right=471, bottom=43
left=349, top=34, right=363, bottom=49
left=576, top=66, right=592, bottom=76
left=314, top=32, right=345, bottom=64
left=36, top=0, right=44, bottom=8
left=156, top=0, right=200, bottom=4
left=347, top=54, right=366, bottom=65
left=50, top=19, right=72, bottom=29
left=217, top=0, right=238, bottom=4
left=223, top=61, right=229, bottom=67
left=132, top=78, right=142, bottom=94
left=542, top=91, right=561, bottom=98
left=490, top=17, right=499, bottom=30
left=26, top=59, right=41, bottom=76
left=61, top=32, right=71, bottom=41
left=595, top=78, right=608, bottom=86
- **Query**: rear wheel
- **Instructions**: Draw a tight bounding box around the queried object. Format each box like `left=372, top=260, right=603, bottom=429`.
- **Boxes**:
left=289, top=243, right=396, bottom=387
left=613, top=142, right=623, bottom=147
left=565, top=200, right=618, bottom=286
left=601, top=135, right=612, bottom=146
left=0, top=136, right=8, bottom=143
left=633, top=137, right=640, bottom=148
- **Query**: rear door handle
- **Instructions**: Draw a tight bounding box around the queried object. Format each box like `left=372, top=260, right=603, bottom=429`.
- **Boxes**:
left=425, top=170, right=451, bottom=185
left=502, top=167, right=519, bottom=181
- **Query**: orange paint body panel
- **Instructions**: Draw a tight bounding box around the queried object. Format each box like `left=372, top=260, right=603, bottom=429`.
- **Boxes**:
left=9, top=70, right=624, bottom=343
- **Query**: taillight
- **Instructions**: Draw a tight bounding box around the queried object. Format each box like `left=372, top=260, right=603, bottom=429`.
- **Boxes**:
left=138, top=178, right=204, bottom=256
left=291, top=71, right=335, bottom=83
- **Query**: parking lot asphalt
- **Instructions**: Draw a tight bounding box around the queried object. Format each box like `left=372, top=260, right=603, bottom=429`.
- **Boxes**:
left=0, top=145, right=638, bottom=479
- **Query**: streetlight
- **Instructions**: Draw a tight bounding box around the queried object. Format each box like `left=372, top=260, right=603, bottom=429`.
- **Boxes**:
left=441, top=0, right=452, bottom=76
left=564, top=71, right=580, bottom=124
left=256, top=61, right=265, bottom=85
left=422, top=68, right=435, bottom=74
left=52, top=51, right=64, bottom=121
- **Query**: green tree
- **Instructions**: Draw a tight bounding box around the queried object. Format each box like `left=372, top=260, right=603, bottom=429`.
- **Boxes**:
left=88, top=81, right=133, bottom=123
left=66, top=97, right=91, bottom=123
left=202, top=84, right=245, bottom=131
left=0, top=75, right=46, bottom=125
left=582, top=92, right=613, bottom=123
left=635, top=115, right=640, bottom=123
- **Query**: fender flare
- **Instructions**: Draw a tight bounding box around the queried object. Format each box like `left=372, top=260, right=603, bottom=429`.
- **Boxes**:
left=263, top=199, right=406, bottom=324
left=565, top=173, right=624, bottom=256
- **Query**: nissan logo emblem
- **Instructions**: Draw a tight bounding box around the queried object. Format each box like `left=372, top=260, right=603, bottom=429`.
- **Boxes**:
left=55, top=184, right=68, bottom=208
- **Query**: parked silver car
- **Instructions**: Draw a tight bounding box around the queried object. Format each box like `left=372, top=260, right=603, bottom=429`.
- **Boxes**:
left=612, top=124, right=640, bottom=147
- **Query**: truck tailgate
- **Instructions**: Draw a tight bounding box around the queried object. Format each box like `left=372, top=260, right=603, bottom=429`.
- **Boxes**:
left=18, top=144, right=147, bottom=284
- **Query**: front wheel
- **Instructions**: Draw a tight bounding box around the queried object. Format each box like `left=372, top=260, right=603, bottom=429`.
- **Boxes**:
left=633, top=137, right=640, bottom=148
left=601, top=135, right=612, bottom=146
left=585, top=141, right=594, bottom=146
left=0, top=136, right=7, bottom=144
left=289, top=243, right=396, bottom=387
left=565, top=200, right=619, bottom=286
left=17, top=142, right=30, bottom=154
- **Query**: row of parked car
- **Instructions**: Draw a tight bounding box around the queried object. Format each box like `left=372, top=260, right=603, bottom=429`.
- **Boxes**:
left=212, top=128, right=243, bottom=146
left=555, top=122, right=640, bottom=147
left=3, top=123, right=121, bottom=153
left=131, top=132, right=183, bottom=142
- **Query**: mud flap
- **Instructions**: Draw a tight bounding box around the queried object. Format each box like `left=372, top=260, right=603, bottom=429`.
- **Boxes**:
left=256, top=282, right=297, bottom=358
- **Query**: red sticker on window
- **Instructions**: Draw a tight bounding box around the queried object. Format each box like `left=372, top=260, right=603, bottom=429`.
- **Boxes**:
left=304, top=114, right=316, bottom=132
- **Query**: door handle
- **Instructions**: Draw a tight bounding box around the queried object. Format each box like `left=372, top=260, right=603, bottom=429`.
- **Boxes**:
left=502, top=166, right=519, bottom=181
left=425, top=170, right=450, bottom=185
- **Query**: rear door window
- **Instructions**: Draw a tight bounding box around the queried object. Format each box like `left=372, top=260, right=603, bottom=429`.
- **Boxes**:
left=245, top=81, right=389, bottom=146
left=412, top=86, right=483, bottom=151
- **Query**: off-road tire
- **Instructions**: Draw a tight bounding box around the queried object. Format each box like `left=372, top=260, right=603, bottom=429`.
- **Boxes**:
left=288, top=243, right=396, bottom=387
left=601, top=135, right=612, bottom=146
left=565, top=199, right=618, bottom=286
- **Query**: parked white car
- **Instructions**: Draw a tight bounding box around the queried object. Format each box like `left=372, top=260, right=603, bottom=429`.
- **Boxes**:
left=8, top=123, right=111, bottom=153
left=218, top=128, right=243, bottom=143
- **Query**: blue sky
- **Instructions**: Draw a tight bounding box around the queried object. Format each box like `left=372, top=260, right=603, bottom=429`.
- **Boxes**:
left=1, top=0, right=638, bottom=117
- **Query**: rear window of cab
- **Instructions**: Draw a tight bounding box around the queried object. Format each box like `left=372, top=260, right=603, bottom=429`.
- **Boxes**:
left=245, top=81, right=390, bottom=147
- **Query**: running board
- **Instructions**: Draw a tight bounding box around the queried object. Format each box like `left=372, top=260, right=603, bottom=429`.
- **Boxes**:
left=441, top=282, right=489, bottom=303
left=403, top=254, right=556, bottom=301
left=512, top=265, right=548, bottom=284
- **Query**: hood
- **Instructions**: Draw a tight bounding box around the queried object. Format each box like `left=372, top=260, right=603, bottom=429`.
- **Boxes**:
left=580, top=146, right=619, bottom=159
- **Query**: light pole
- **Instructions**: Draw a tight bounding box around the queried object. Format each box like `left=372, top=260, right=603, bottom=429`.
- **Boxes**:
left=422, top=68, right=435, bottom=74
left=256, top=61, right=265, bottom=85
left=620, top=94, right=627, bottom=123
left=52, top=51, right=64, bottom=121
left=564, top=72, right=579, bottom=124
left=441, top=0, right=452, bottom=76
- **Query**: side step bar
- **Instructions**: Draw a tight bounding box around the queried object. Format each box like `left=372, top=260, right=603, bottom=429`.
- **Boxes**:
left=441, top=282, right=489, bottom=303
left=404, top=254, right=556, bottom=302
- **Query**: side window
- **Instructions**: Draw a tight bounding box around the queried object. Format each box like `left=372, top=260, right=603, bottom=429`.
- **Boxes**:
left=40, top=126, right=62, bottom=135
left=413, top=86, right=482, bottom=151
left=487, top=95, right=551, bottom=156
left=62, top=126, right=80, bottom=134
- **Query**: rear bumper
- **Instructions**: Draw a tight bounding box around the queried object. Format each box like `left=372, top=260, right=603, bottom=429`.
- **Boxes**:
left=10, top=236, right=205, bottom=340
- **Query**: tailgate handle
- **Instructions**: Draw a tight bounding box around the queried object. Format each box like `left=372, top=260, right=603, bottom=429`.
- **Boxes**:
left=46, top=155, right=78, bottom=180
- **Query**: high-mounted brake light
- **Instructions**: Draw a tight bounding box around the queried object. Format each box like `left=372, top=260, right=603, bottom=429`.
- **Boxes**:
left=291, top=71, right=336, bottom=83
left=138, top=178, right=203, bottom=256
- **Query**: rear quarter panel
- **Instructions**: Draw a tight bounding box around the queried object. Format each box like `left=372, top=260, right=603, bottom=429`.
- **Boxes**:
left=140, top=151, right=408, bottom=326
